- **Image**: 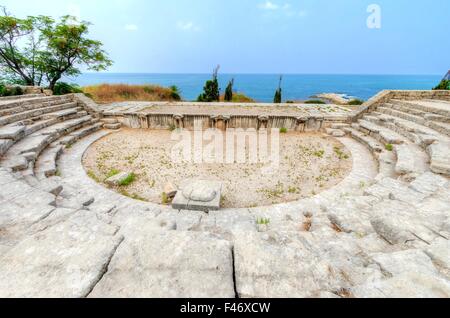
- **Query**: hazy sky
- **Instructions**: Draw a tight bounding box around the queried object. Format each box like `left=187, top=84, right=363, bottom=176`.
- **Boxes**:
left=2, top=0, right=449, bottom=75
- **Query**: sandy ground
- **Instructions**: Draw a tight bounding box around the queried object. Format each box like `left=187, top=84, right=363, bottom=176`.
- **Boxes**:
left=83, top=128, right=352, bottom=208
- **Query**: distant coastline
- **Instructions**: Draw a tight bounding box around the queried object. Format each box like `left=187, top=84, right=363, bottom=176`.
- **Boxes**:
left=68, top=73, right=441, bottom=103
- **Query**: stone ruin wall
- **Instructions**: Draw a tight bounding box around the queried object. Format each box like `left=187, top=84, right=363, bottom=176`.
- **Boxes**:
left=95, top=90, right=450, bottom=133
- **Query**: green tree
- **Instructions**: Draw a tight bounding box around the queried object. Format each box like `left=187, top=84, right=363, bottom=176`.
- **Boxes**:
left=433, top=80, right=450, bottom=90
left=0, top=7, right=112, bottom=90
left=224, top=78, right=234, bottom=102
left=169, top=85, right=182, bottom=101
left=197, top=65, right=220, bottom=102
left=273, top=75, right=283, bottom=103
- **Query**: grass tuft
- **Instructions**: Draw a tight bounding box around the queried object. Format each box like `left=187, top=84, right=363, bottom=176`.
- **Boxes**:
left=118, top=173, right=136, bottom=186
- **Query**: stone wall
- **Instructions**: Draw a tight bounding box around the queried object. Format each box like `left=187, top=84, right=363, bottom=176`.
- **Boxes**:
left=75, top=89, right=450, bottom=131
left=113, top=113, right=340, bottom=132
left=352, top=90, right=450, bottom=120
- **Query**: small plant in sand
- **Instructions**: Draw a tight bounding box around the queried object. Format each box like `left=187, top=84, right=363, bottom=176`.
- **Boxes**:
left=161, top=192, right=169, bottom=205
left=256, top=218, right=271, bottom=226
left=87, top=170, right=101, bottom=183
left=105, top=169, right=120, bottom=179
left=313, top=150, right=325, bottom=158
left=280, top=127, right=288, bottom=134
left=288, top=186, right=299, bottom=194
left=118, top=173, right=136, bottom=186
left=220, top=195, right=227, bottom=206
left=334, top=147, right=349, bottom=160
left=385, top=144, right=394, bottom=152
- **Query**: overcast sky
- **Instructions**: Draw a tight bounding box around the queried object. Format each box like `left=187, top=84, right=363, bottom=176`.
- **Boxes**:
left=2, top=0, right=449, bottom=75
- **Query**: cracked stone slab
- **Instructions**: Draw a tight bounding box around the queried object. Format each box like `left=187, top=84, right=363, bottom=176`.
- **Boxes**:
left=371, top=250, right=438, bottom=276
left=352, top=272, right=450, bottom=298
left=0, top=214, right=123, bottom=298
left=0, top=125, right=25, bottom=141
left=234, top=231, right=343, bottom=298
left=172, top=179, right=222, bottom=212
left=428, top=141, right=450, bottom=176
left=89, top=230, right=235, bottom=298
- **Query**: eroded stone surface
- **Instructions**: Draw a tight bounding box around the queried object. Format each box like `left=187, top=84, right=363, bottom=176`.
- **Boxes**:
left=0, top=93, right=449, bottom=299
left=90, top=229, right=235, bottom=298
left=0, top=212, right=123, bottom=298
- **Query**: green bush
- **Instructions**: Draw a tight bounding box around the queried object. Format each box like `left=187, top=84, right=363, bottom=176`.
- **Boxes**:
left=0, top=83, right=7, bottom=96
left=169, top=85, right=181, bottom=101
left=280, top=127, right=288, bottom=134
left=198, top=66, right=220, bottom=102
left=11, top=86, right=24, bottom=96
left=433, top=80, right=450, bottom=90
left=0, top=84, right=24, bottom=97
left=52, top=82, right=83, bottom=95
left=224, top=79, right=234, bottom=102
left=304, top=100, right=326, bottom=104
left=347, top=99, right=364, bottom=106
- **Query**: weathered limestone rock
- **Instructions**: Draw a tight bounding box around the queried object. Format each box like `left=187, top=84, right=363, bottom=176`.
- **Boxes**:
left=424, top=238, right=450, bottom=271
left=352, top=272, right=450, bottom=298
left=163, top=182, right=178, bottom=199
left=370, top=200, right=441, bottom=245
left=428, top=141, right=450, bottom=176
left=0, top=125, right=25, bottom=141
left=364, top=177, right=426, bottom=204
left=105, top=172, right=133, bottom=186
left=234, top=231, right=342, bottom=298
left=89, top=230, right=235, bottom=298
left=172, top=179, right=222, bottom=212
left=371, top=250, right=438, bottom=276
left=394, top=143, right=429, bottom=181
left=409, top=171, right=448, bottom=195
left=0, top=214, right=123, bottom=298
left=326, top=196, right=378, bottom=235
left=0, top=138, right=13, bottom=156
left=325, top=128, right=345, bottom=137
left=103, top=123, right=122, bottom=130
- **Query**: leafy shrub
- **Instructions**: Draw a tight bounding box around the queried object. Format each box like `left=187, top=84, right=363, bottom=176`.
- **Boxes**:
left=280, top=127, right=288, bottom=134
left=433, top=80, right=450, bottom=90
left=0, top=83, right=7, bottom=96
left=12, top=86, right=24, bottom=96
left=169, top=85, right=181, bottom=101
left=53, top=82, right=83, bottom=95
left=347, top=99, right=364, bottom=106
left=0, top=84, right=24, bottom=97
left=385, top=144, right=393, bottom=152
left=198, top=66, right=220, bottom=102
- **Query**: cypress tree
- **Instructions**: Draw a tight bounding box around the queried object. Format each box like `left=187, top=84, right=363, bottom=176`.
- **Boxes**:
left=224, top=78, right=234, bottom=102
left=273, top=75, right=283, bottom=103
